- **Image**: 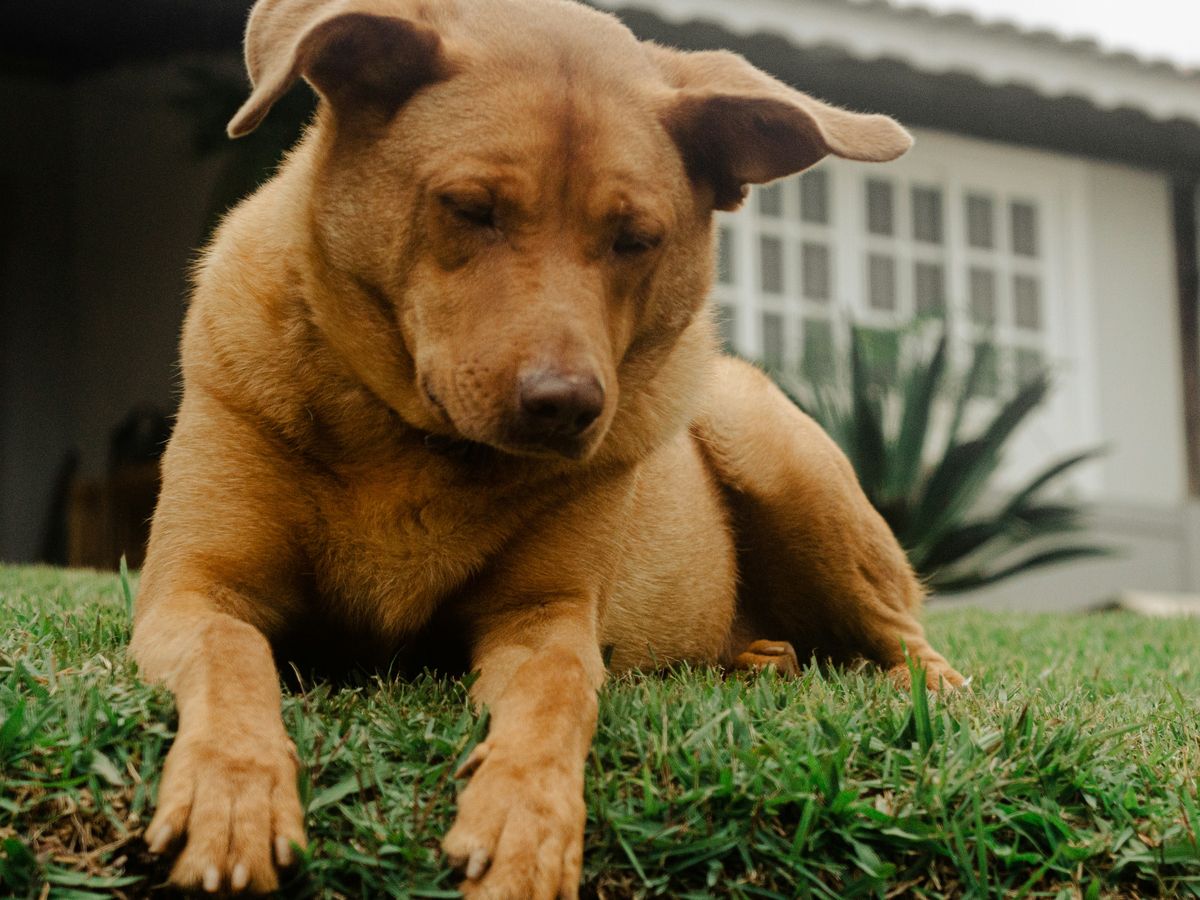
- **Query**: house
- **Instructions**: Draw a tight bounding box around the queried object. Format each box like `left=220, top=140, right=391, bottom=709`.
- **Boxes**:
left=1, top=0, right=1197, bottom=609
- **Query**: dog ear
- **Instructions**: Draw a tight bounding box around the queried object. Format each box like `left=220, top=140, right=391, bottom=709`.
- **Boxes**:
left=227, top=0, right=452, bottom=138
left=651, top=47, right=912, bottom=210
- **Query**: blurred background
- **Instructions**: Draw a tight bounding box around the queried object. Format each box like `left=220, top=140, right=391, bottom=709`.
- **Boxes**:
left=1, top=0, right=1197, bottom=611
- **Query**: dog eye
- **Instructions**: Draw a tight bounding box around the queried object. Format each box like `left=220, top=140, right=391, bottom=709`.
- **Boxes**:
left=612, top=230, right=661, bottom=256
left=439, top=193, right=496, bottom=229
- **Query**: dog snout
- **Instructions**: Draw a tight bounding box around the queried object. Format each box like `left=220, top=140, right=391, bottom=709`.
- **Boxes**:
left=517, top=370, right=605, bottom=440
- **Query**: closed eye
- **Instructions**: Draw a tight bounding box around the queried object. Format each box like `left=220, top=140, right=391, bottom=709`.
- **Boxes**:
left=612, top=229, right=662, bottom=256
left=439, top=192, right=496, bottom=229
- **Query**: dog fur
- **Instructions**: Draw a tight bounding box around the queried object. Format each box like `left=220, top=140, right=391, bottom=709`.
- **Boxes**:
left=130, top=0, right=964, bottom=894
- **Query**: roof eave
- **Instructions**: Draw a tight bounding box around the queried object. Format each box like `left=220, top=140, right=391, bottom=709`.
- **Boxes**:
left=595, top=0, right=1200, bottom=174
left=591, top=0, right=1200, bottom=125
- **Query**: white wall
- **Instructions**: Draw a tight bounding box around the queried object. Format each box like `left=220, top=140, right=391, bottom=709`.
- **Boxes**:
left=1085, top=162, right=1188, bottom=507
left=956, top=159, right=1193, bottom=609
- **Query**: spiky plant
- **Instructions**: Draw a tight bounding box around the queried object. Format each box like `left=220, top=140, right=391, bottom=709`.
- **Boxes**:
left=777, top=326, right=1112, bottom=595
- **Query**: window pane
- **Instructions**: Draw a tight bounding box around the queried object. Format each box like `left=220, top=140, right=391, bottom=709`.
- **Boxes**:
left=759, top=235, right=783, bottom=294
left=912, top=186, right=943, bottom=244
left=1016, top=347, right=1044, bottom=386
left=1014, top=275, right=1042, bottom=330
left=969, top=267, right=997, bottom=324
left=801, top=242, right=832, bottom=302
left=966, top=194, right=994, bottom=249
left=717, top=305, right=737, bottom=353
left=972, top=343, right=1000, bottom=398
left=716, top=226, right=735, bottom=285
left=800, top=168, right=829, bottom=224
left=866, top=179, right=894, bottom=236
left=762, top=312, right=784, bottom=367
left=868, top=254, right=897, bottom=310
left=1011, top=201, right=1039, bottom=256
left=915, top=261, right=945, bottom=317
left=802, top=318, right=835, bottom=383
left=758, top=183, right=783, bottom=218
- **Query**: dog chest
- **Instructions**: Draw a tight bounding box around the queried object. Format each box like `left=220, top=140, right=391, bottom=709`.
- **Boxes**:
left=305, top=465, right=532, bottom=643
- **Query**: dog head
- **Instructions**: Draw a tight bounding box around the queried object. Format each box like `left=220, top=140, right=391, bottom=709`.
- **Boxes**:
left=229, top=0, right=911, bottom=462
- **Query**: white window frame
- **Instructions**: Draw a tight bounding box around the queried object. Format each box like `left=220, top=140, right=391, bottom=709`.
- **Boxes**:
left=712, top=128, right=1103, bottom=496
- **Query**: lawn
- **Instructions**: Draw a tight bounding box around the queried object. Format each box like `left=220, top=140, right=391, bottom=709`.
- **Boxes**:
left=1, top=566, right=1198, bottom=898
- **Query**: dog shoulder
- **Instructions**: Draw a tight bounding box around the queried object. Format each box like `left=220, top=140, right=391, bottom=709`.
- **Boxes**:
left=180, top=152, right=341, bottom=454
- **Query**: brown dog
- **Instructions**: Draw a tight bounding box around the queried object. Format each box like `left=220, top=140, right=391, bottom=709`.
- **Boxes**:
left=130, top=0, right=964, bottom=894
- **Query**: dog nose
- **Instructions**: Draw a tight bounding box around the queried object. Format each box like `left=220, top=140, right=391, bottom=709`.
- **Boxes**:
left=517, top=370, right=605, bottom=438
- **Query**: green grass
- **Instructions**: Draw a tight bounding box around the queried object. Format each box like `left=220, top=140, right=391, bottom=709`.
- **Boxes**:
left=1, top=566, right=1199, bottom=898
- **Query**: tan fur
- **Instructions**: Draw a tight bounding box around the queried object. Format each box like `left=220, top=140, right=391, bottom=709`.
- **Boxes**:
left=131, top=0, right=962, bottom=893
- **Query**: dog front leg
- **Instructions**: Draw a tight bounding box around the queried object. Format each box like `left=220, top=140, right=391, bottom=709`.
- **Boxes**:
left=132, top=594, right=305, bottom=893
left=443, top=596, right=604, bottom=900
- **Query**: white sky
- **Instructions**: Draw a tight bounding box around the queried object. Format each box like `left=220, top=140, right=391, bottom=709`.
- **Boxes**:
left=889, top=0, right=1200, bottom=69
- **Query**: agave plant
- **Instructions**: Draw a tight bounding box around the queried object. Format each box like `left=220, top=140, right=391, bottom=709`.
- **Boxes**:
left=777, top=326, right=1112, bottom=595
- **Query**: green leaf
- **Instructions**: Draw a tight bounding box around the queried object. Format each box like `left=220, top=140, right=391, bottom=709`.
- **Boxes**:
left=909, top=372, right=1051, bottom=552
left=118, top=555, right=134, bottom=624
left=920, top=503, right=1089, bottom=576
left=0, top=699, right=26, bottom=758
left=0, top=836, right=38, bottom=890
left=849, top=327, right=888, bottom=498
left=888, top=333, right=947, bottom=502
left=89, top=750, right=125, bottom=787
left=1009, top=503, right=1087, bottom=538
left=945, top=339, right=992, bottom=450
left=1000, top=447, right=1108, bottom=518
left=917, top=519, right=1010, bottom=573
left=308, top=774, right=361, bottom=812
left=907, top=651, right=933, bottom=753
left=930, top=545, right=1115, bottom=594
left=45, top=870, right=143, bottom=887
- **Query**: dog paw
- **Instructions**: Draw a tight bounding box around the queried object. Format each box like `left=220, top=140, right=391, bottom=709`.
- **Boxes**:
left=888, top=658, right=967, bottom=692
left=443, top=739, right=585, bottom=900
left=145, top=731, right=306, bottom=894
left=732, top=639, right=800, bottom=675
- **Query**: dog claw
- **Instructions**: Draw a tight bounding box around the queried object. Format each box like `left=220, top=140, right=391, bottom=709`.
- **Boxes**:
left=146, top=825, right=173, bottom=854
left=466, top=847, right=490, bottom=880
left=275, top=836, right=294, bottom=867
left=203, top=863, right=221, bottom=893
left=231, top=862, right=250, bottom=892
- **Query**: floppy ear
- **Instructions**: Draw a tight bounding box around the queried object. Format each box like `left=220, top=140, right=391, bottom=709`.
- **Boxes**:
left=652, top=47, right=912, bottom=210
left=227, top=0, right=453, bottom=138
